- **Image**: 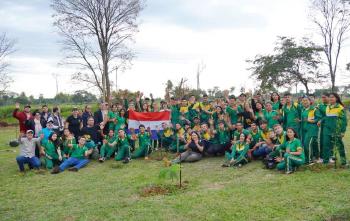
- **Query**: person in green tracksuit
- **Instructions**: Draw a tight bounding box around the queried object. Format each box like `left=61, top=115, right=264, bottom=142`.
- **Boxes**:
left=60, top=128, right=76, bottom=160
left=131, top=125, right=152, bottom=159
left=264, top=102, right=280, bottom=129
left=301, top=96, right=320, bottom=164
left=225, top=95, right=242, bottom=128
left=222, top=133, right=250, bottom=167
left=275, top=128, right=305, bottom=174
left=108, top=104, right=119, bottom=131
left=114, top=109, right=127, bottom=132
left=41, top=132, right=63, bottom=169
left=169, top=123, right=187, bottom=153
left=114, top=129, right=132, bottom=163
left=199, top=94, right=213, bottom=123
left=271, top=92, right=281, bottom=111
left=322, top=93, right=348, bottom=165
left=273, top=124, right=286, bottom=145
left=99, top=129, right=117, bottom=162
left=282, top=92, right=301, bottom=134
left=232, top=122, right=250, bottom=143
left=316, top=93, right=329, bottom=162
left=156, top=123, right=174, bottom=150
left=170, top=97, right=181, bottom=126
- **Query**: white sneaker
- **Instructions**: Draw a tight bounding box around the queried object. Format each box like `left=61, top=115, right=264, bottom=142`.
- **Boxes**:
left=316, top=158, right=323, bottom=163
left=329, top=159, right=335, bottom=164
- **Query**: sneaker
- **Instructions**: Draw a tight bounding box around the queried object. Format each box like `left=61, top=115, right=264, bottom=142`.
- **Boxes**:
left=122, top=157, right=130, bottom=164
left=99, top=157, right=105, bottom=163
left=144, top=156, right=149, bottom=160
left=51, top=166, right=60, bottom=174
left=238, top=164, right=242, bottom=168
left=316, top=158, right=323, bottom=163
left=286, top=170, right=293, bottom=175
left=221, top=163, right=229, bottom=167
left=68, top=167, right=78, bottom=172
left=171, top=158, right=181, bottom=164
left=329, top=159, right=335, bottom=164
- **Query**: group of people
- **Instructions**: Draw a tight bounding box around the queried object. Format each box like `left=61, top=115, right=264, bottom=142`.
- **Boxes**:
left=13, top=90, right=348, bottom=175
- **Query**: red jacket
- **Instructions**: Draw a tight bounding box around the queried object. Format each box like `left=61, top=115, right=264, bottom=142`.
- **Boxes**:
left=13, top=109, right=33, bottom=133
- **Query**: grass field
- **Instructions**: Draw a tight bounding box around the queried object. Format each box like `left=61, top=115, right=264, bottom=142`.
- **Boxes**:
left=0, top=126, right=350, bottom=221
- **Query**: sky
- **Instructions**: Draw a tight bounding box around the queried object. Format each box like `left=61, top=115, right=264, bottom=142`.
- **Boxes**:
left=1, top=0, right=350, bottom=98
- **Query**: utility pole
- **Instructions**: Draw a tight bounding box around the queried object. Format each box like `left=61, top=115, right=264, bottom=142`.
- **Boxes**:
left=52, top=73, right=59, bottom=95
left=196, top=61, right=206, bottom=90
left=115, top=67, right=118, bottom=92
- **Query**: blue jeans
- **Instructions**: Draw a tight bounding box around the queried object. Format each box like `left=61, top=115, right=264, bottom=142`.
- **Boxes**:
left=253, top=144, right=272, bottom=158
left=59, top=157, right=89, bottom=171
left=16, top=156, right=41, bottom=171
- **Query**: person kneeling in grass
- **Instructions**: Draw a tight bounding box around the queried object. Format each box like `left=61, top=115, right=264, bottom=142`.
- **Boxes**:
left=275, top=128, right=305, bottom=174
left=131, top=125, right=152, bottom=160
left=51, top=136, right=92, bottom=174
left=16, top=130, right=44, bottom=173
left=99, top=129, right=117, bottom=162
left=114, top=129, right=132, bottom=163
left=41, top=132, right=63, bottom=170
left=222, top=133, right=250, bottom=167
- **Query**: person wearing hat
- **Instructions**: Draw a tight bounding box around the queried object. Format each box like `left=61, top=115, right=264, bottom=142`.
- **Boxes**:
left=16, top=130, right=44, bottom=172
left=39, top=118, right=56, bottom=143
left=13, top=103, right=33, bottom=134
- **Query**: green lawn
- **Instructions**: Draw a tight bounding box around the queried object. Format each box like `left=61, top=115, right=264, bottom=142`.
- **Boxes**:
left=0, top=127, right=350, bottom=221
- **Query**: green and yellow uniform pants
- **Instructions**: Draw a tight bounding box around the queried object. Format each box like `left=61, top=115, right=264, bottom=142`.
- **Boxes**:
left=131, top=144, right=151, bottom=159
left=100, top=144, right=116, bottom=159
left=322, top=134, right=347, bottom=165
left=115, top=145, right=131, bottom=161
left=277, top=153, right=304, bottom=172
left=303, top=133, right=319, bottom=164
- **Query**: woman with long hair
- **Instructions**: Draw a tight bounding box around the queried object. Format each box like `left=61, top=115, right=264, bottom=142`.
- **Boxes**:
left=41, top=132, right=63, bottom=170
left=322, top=93, right=347, bottom=165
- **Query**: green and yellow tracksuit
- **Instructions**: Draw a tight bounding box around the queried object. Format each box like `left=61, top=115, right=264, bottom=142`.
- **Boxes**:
left=42, top=140, right=60, bottom=169
left=232, top=129, right=250, bottom=142
left=225, top=141, right=249, bottom=166
left=170, top=105, right=181, bottom=126
left=264, top=109, right=280, bottom=129
left=301, top=106, right=320, bottom=163
left=108, top=111, right=118, bottom=131
left=100, top=135, right=117, bottom=159
left=114, top=116, right=126, bottom=132
left=275, top=138, right=305, bottom=172
left=213, top=128, right=230, bottom=145
left=157, top=128, right=174, bottom=149
left=132, top=132, right=151, bottom=159
left=272, top=101, right=281, bottom=111
left=226, top=105, right=242, bottom=125
left=199, top=102, right=212, bottom=123
left=250, top=129, right=262, bottom=147
left=115, top=136, right=132, bottom=161
left=282, top=102, right=301, bottom=134
left=322, top=103, right=347, bottom=165
left=169, top=128, right=186, bottom=153
left=317, top=102, right=328, bottom=159
left=61, top=137, right=76, bottom=159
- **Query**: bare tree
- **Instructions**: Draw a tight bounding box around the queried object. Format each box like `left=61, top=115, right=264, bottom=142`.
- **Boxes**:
left=52, top=0, right=142, bottom=102
left=311, top=0, right=350, bottom=92
left=0, top=33, right=16, bottom=94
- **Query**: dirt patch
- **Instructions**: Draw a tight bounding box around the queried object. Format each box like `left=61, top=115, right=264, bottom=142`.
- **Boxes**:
left=326, top=214, right=350, bottom=221
left=140, top=182, right=189, bottom=197
left=0, top=121, right=10, bottom=127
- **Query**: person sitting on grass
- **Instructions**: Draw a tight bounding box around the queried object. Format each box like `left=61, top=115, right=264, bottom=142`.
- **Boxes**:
left=16, top=130, right=44, bottom=173
left=99, top=129, right=117, bottom=162
left=114, top=129, right=132, bottom=163
left=41, top=132, right=63, bottom=170
left=131, top=125, right=152, bottom=160
left=60, top=128, right=76, bottom=160
left=171, top=131, right=204, bottom=164
left=222, top=133, right=250, bottom=168
left=274, top=128, right=305, bottom=174
left=51, top=136, right=92, bottom=174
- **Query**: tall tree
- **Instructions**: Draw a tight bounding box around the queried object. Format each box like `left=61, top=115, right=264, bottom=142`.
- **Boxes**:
left=52, top=0, right=142, bottom=102
left=311, top=0, right=350, bottom=92
left=248, top=37, right=325, bottom=94
left=0, top=33, right=16, bottom=94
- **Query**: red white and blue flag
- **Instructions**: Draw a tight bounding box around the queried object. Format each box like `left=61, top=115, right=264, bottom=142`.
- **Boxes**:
left=128, top=110, right=171, bottom=139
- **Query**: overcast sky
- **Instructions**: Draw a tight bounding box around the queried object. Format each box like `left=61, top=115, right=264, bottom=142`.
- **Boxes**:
left=1, top=0, right=350, bottom=98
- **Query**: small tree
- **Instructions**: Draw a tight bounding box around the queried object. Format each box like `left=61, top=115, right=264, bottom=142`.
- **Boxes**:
left=0, top=33, right=16, bottom=94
